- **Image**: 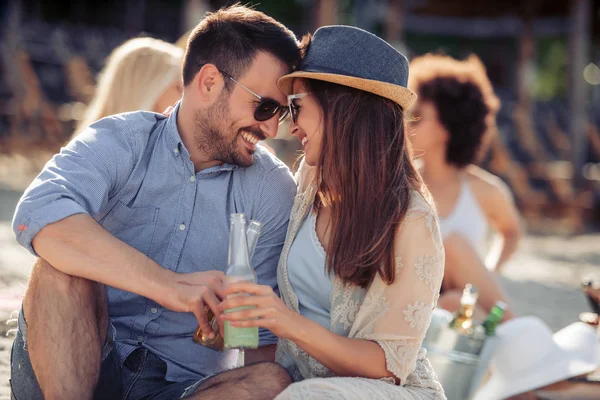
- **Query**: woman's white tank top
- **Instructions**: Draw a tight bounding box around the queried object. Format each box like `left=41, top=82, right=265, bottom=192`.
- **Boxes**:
left=438, top=180, right=488, bottom=257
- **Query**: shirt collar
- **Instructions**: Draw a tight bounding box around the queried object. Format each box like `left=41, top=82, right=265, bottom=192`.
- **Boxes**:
left=165, top=101, right=238, bottom=172
left=165, top=101, right=183, bottom=155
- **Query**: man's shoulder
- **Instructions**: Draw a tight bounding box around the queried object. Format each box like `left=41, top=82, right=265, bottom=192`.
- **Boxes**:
left=81, top=111, right=167, bottom=151
left=236, top=146, right=297, bottom=204
left=245, top=146, right=294, bottom=180
left=94, top=110, right=166, bottom=133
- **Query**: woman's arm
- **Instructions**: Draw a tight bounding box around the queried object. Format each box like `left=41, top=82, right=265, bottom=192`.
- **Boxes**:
left=219, top=283, right=394, bottom=379
left=469, top=167, right=522, bottom=271
left=482, top=183, right=522, bottom=271
left=290, top=314, right=394, bottom=379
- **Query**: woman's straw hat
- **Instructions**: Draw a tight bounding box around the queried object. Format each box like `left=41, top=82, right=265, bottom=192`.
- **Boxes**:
left=278, top=25, right=416, bottom=110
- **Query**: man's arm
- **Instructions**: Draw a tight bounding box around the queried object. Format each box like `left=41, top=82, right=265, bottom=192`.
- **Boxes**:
left=32, top=213, right=223, bottom=333
left=13, top=115, right=221, bottom=332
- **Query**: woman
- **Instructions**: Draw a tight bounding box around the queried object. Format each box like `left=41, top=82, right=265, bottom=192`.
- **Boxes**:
left=219, top=26, right=446, bottom=399
left=408, top=54, right=521, bottom=319
left=72, top=37, right=183, bottom=138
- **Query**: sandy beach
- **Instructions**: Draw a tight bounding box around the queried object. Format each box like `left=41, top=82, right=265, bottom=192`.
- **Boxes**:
left=0, top=180, right=599, bottom=399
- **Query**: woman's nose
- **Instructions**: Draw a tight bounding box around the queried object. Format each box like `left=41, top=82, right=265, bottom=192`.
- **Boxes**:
left=289, top=121, right=300, bottom=137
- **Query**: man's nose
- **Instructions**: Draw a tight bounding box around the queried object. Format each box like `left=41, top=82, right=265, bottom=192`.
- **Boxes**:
left=259, top=116, right=280, bottom=139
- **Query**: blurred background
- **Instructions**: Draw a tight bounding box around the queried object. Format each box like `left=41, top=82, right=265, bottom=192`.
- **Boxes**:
left=0, top=1, right=599, bottom=397
left=1, top=0, right=599, bottom=232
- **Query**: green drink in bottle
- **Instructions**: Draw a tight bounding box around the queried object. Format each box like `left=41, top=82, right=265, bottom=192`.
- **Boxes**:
left=223, top=214, right=261, bottom=349
left=481, top=301, right=507, bottom=336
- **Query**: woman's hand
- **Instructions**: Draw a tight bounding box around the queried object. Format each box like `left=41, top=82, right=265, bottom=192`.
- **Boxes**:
left=219, top=282, right=303, bottom=340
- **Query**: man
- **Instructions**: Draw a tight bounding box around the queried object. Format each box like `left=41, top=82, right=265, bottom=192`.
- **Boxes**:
left=10, top=6, right=301, bottom=399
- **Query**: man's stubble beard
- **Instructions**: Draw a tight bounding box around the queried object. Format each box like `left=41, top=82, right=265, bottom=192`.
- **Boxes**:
left=193, top=92, right=253, bottom=167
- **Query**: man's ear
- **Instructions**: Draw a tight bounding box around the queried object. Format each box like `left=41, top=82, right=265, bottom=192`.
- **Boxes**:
left=195, top=64, right=224, bottom=103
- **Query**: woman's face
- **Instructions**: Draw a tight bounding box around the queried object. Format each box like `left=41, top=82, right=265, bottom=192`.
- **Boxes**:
left=152, top=79, right=183, bottom=113
left=409, top=100, right=448, bottom=154
left=289, top=80, right=325, bottom=166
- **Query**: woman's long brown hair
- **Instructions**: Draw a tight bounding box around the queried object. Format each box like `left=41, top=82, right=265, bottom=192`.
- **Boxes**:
left=306, top=79, right=426, bottom=288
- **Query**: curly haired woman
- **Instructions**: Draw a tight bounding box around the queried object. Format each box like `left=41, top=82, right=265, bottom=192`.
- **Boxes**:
left=408, top=54, right=521, bottom=319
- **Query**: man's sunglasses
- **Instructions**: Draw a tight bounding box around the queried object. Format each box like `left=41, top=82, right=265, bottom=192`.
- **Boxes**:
left=219, top=70, right=289, bottom=124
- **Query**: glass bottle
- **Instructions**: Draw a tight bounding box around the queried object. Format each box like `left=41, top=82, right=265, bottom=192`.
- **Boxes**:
left=481, top=301, right=507, bottom=336
left=449, top=283, right=479, bottom=335
left=245, top=220, right=263, bottom=265
left=192, top=217, right=262, bottom=351
left=223, top=214, right=259, bottom=349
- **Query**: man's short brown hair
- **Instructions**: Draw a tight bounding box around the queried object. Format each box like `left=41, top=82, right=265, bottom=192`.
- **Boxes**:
left=182, top=5, right=301, bottom=87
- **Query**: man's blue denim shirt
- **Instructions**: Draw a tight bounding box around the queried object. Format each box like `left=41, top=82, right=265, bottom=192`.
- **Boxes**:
left=12, top=104, right=296, bottom=381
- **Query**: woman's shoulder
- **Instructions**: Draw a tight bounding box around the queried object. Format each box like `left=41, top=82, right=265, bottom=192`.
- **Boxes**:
left=466, top=165, right=510, bottom=195
left=294, top=157, right=318, bottom=191
left=465, top=165, right=514, bottom=209
left=406, top=188, right=438, bottom=220
left=400, top=189, right=444, bottom=247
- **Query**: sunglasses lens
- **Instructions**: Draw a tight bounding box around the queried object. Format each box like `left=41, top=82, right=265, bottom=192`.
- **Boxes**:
left=289, top=103, right=299, bottom=124
left=255, top=100, right=280, bottom=121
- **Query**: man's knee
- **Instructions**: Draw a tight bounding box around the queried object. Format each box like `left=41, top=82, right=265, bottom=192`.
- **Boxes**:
left=28, top=258, right=97, bottom=298
left=25, top=258, right=105, bottom=324
left=249, top=362, right=292, bottom=390
left=188, top=362, right=291, bottom=399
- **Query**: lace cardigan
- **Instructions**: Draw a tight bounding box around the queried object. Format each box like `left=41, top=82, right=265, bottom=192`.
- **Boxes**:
left=275, top=160, right=445, bottom=393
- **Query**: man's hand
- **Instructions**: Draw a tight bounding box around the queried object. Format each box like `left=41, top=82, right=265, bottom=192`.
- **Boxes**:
left=159, top=271, right=225, bottom=338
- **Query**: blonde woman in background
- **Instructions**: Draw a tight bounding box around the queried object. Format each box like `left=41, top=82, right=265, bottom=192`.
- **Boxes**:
left=73, top=37, right=183, bottom=138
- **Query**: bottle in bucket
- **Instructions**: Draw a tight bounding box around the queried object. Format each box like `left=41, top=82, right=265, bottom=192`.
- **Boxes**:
left=223, top=213, right=260, bottom=349
left=450, top=283, right=478, bottom=334
left=481, top=300, right=507, bottom=336
left=193, top=216, right=262, bottom=351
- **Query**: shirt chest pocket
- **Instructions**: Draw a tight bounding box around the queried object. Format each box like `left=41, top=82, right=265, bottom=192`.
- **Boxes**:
left=101, top=200, right=160, bottom=256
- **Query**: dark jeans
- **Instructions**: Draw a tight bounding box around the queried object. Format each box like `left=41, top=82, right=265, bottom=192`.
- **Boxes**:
left=10, top=310, right=205, bottom=399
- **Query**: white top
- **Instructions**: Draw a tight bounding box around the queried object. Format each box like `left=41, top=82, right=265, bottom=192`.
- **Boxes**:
left=286, top=210, right=333, bottom=329
left=439, top=179, right=488, bottom=256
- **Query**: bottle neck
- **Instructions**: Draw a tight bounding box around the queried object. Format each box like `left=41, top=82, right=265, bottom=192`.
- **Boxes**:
left=486, top=309, right=504, bottom=323
left=227, top=216, right=251, bottom=277
left=246, top=221, right=263, bottom=261
left=458, top=303, right=475, bottom=319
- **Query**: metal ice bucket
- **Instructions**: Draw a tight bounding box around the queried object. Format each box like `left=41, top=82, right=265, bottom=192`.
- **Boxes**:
left=423, top=309, right=497, bottom=400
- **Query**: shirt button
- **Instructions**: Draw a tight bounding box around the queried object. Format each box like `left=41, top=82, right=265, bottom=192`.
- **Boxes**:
left=151, top=307, right=158, bottom=314
left=173, top=148, right=180, bottom=155
left=137, top=335, right=144, bottom=342
left=190, top=175, right=196, bottom=183
left=179, top=224, right=186, bottom=231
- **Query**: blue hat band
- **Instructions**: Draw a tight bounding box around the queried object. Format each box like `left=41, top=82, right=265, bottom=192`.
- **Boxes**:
left=298, top=63, right=363, bottom=79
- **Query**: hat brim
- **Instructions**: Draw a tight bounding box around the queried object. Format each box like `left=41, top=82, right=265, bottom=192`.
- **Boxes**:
left=278, top=71, right=417, bottom=110
left=553, top=322, right=600, bottom=365
left=473, top=352, right=597, bottom=400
